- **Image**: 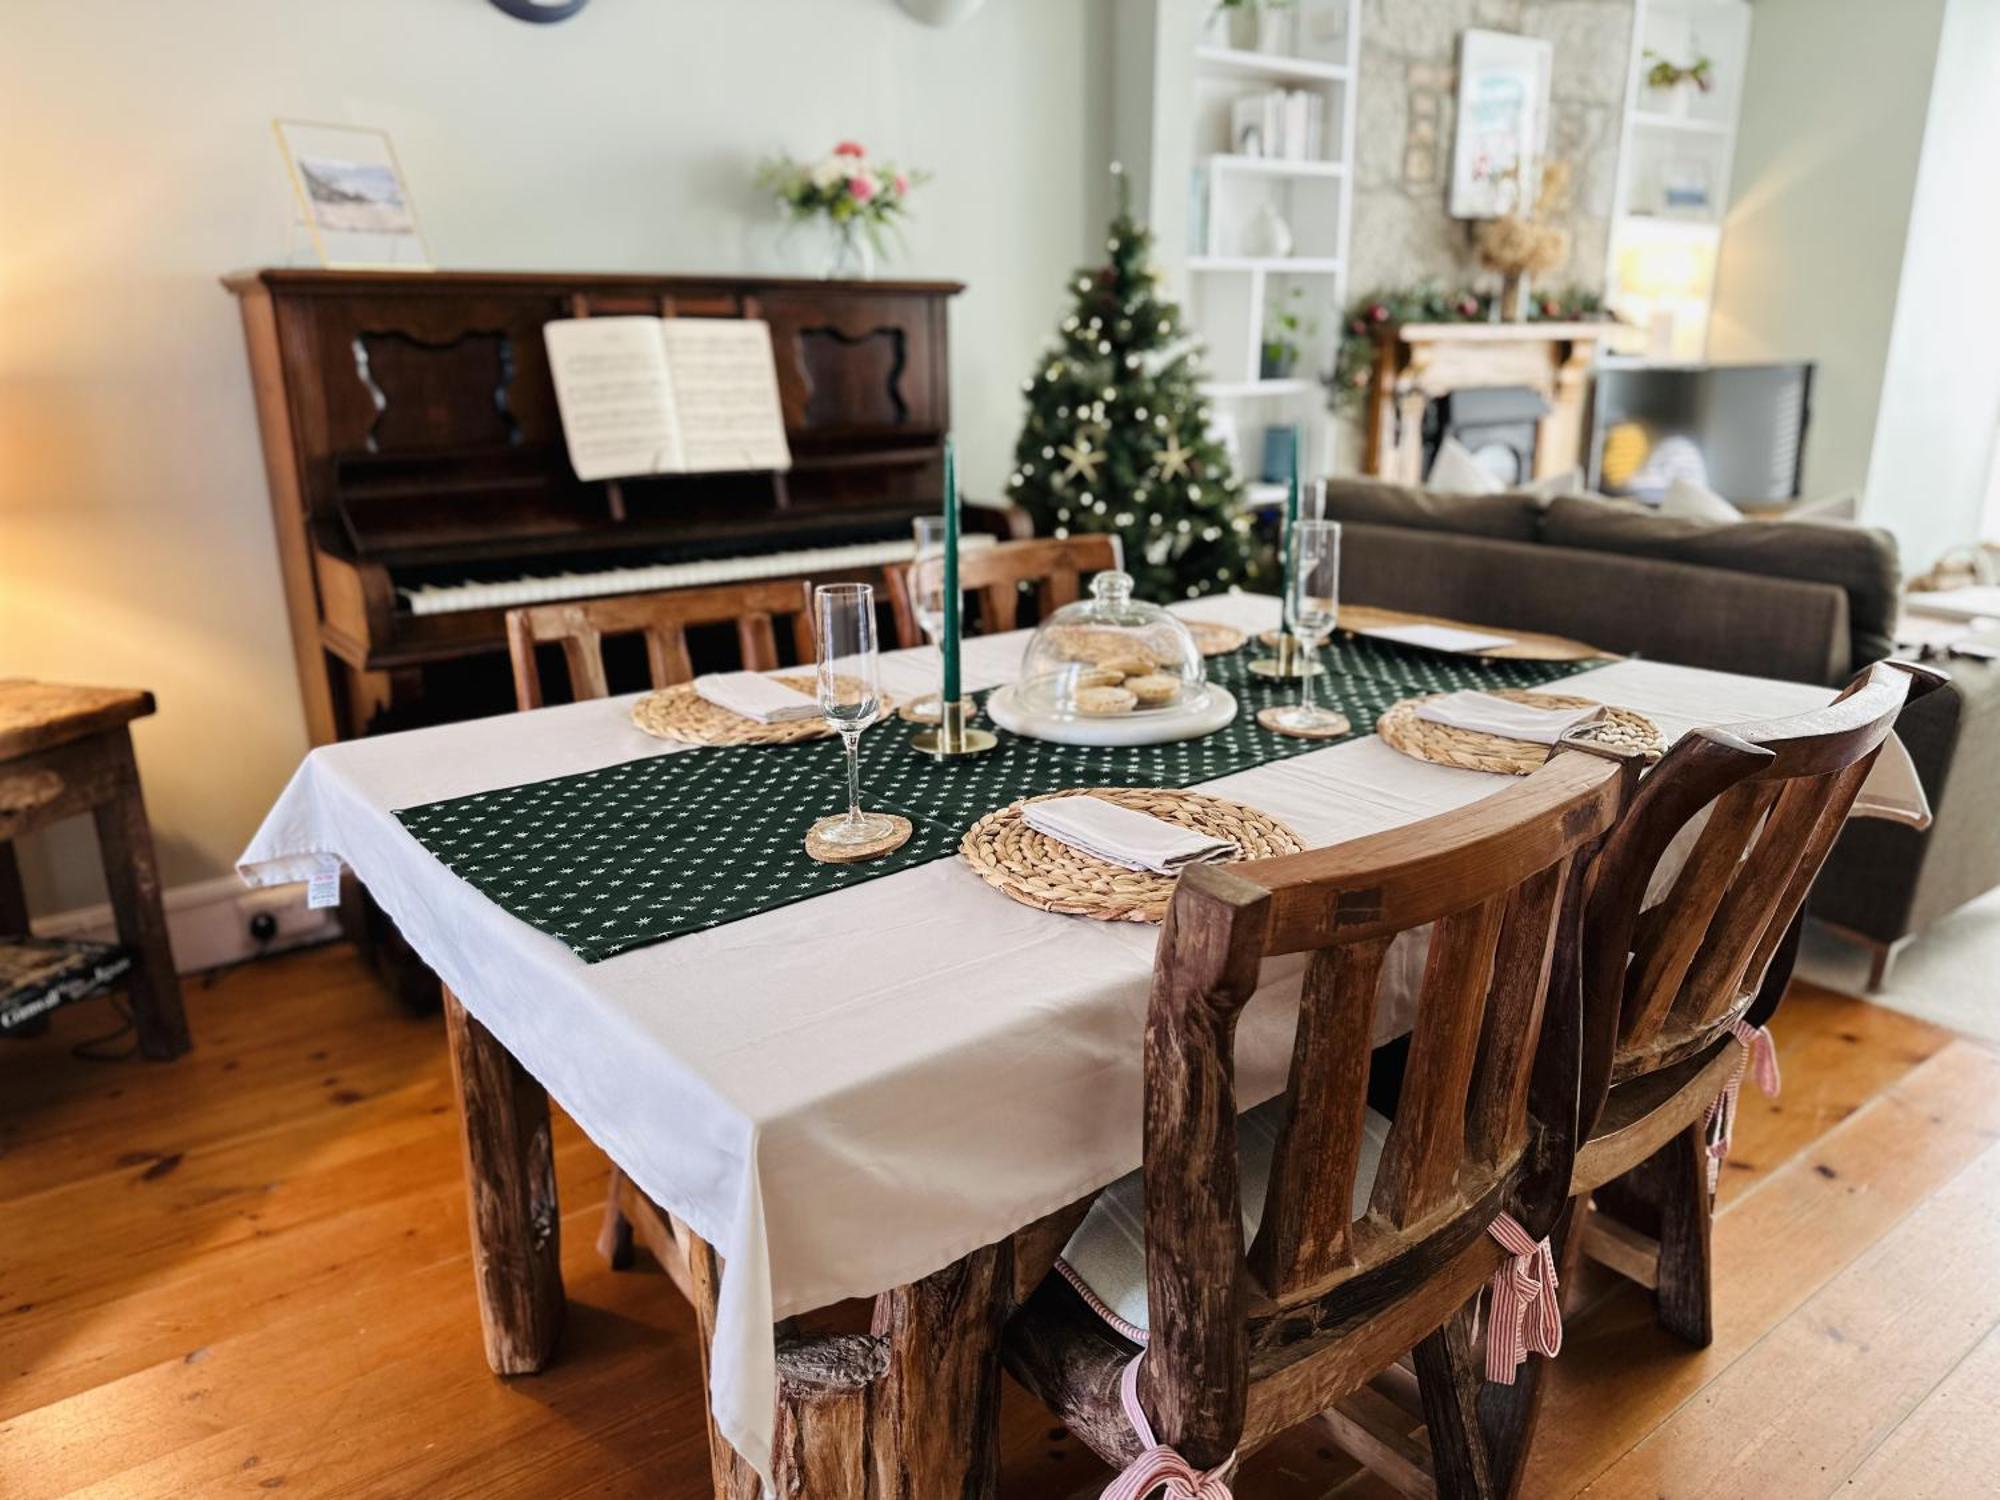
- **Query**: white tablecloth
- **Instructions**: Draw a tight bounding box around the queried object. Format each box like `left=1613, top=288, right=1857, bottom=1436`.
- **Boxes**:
left=235, top=593, right=1888, bottom=1485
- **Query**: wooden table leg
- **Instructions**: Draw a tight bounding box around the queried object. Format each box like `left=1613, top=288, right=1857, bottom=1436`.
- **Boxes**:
left=442, top=984, right=564, bottom=1374
left=91, top=734, right=188, bottom=1060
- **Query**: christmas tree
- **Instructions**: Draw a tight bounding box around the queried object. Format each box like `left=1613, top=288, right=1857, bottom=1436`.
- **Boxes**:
left=1006, top=167, right=1261, bottom=601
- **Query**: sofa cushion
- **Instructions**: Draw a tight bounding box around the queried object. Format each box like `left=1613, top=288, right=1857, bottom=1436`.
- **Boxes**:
left=1540, top=497, right=1900, bottom=667
left=1055, top=1094, right=1392, bottom=1337
left=1320, top=477, right=1542, bottom=543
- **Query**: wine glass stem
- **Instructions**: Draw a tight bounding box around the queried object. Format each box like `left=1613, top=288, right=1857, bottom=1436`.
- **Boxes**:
left=843, top=730, right=862, bottom=826
left=1298, top=639, right=1316, bottom=716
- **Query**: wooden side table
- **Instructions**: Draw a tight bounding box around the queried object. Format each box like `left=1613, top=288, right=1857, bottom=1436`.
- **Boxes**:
left=0, top=681, right=189, bottom=1058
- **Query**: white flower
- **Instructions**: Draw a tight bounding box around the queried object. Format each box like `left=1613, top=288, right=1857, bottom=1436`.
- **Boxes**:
left=810, top=156, right=847, bottom=190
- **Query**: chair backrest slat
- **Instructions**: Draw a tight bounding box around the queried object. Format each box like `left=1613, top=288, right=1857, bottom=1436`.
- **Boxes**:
left=1247, top=936, right=1389, bottom=1294
left=1368, top=893, right=1505, bottom=1229
left=504, top=577, right=827, bottom=708
left=1620, top=779, right=1779, bottom=1048
left=1465, top=857, right=1571, bottom=1171
left=884, top=535, right=1123, bottom=647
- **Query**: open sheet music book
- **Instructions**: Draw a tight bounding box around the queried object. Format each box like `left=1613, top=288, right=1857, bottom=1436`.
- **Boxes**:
left=544, top=316, right=793, bottom=482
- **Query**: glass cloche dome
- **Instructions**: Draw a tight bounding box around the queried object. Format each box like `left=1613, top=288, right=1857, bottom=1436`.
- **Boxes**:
left=1014, top=570, right=1208, bottom=720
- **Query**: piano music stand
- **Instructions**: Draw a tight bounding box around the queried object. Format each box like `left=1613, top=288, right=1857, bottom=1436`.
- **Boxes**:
left=564, top=291, right=792, bottom=526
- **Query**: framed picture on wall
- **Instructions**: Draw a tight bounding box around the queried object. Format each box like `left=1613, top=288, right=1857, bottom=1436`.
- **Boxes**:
left=273, top=120, right=431, bottom=269
left=1448, top=29, right=1554, bottom=219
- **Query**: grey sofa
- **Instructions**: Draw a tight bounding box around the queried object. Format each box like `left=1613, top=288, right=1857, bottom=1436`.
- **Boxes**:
left=1319, top=479, right=1999, bottom=985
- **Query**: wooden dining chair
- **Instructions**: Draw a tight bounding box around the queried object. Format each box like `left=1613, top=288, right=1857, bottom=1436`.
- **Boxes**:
left=884, top=534, right=1122, bottom=647
left=503, top=576, right=821, bottom=709
left=1002, top=744, right=1636, bottom=1498
left=1561, top=660, right=1947, bottom=1335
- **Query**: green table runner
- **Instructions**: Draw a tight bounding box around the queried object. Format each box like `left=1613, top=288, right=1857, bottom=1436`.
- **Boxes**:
left=396, top=639, right=1599, bottom=962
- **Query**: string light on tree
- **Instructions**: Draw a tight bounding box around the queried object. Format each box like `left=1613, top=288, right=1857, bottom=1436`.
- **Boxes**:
left=1007, top=163, right=1257, bottom=599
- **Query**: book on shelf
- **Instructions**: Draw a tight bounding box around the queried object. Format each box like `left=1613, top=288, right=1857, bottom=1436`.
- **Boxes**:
left=1229, top=88, right=1326, bottom=163
left=544, top=316, right=793, bottom=482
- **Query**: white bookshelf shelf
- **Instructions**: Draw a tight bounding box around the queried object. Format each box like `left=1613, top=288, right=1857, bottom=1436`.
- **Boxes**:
left=1193, top=46, right=1351, bottom=84
left=1204, top=378, right=1319, bottom=399
left=1189, top=256, right=1344, bottom=274
left=1630, top=111, right=1733, bottom=136
left=1206, top=153, right=1347, bottom=179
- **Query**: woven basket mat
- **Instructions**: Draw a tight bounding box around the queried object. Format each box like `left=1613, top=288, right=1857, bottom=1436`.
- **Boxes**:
left=631, top=674, right=896, bottom=747
left=960, top=787, right=1305, bottom=924
left=1376, top=689, right=1663, bottom=775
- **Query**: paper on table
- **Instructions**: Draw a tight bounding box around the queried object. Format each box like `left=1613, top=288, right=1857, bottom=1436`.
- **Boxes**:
left=1361, top=622, right=1517, bottom=654
left=1021, top=795, right=1237, bottom=875
left=1415, top=690, right=1606, bottom=745
left=691, top=672, right=821, bottom=725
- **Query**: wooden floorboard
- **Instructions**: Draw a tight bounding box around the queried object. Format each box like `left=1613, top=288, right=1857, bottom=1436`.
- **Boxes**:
left=0, top=946, right=1990, bottom=1498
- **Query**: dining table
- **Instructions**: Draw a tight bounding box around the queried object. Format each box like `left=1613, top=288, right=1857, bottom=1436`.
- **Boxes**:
left=236, top=590, right=1922, bottom=1492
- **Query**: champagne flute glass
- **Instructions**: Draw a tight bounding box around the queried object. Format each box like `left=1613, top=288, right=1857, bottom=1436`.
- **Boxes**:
left=1276, top=520, right=1344, bottom=733
left=909, top=517, right=952, bottom=722
left=814, top=583, right=897, bottom=846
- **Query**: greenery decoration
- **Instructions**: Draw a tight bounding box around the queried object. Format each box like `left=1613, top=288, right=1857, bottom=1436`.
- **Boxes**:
left=1327, top=284, right=1611, bottom=410
left=1643, top=49, right=1714, bottom=94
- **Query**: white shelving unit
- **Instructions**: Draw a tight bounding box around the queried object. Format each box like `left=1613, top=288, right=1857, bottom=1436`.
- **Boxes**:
left=1603, top=0, right=1753, bottom=360
left=1115, top=0, right=1361, bottom=498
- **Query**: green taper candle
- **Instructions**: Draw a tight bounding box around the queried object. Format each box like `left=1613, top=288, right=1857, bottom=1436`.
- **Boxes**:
left=941, top=436, right=961, bottom=707
left=1282, top=428, right=1303, bottom=606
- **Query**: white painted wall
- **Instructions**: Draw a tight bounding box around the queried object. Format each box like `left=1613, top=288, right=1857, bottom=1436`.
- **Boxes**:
left=0, top=0, right=1110, bottom=910
left=1862, top=0, right=2000, bottom=571
left=1708, top=0, right=1948, bottom=539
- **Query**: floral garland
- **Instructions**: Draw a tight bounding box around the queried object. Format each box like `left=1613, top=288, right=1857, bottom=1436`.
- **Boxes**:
left=1328, top=284, right=1610, bottom=409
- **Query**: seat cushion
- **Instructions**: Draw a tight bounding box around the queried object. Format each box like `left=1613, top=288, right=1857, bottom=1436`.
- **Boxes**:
left=1056, top=1096, right=1393, bottom=1337
left=1319, top=477, right=1543, bottom=543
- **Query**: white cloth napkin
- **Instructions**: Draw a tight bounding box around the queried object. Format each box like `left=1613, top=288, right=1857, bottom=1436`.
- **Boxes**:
left=1363, top=622, right=1518, bottom=654
left=1021, top=795, right=1237, bottom=875
left=691, top=672, right=820, bottom=725
left=1852, top=733, right=1932, bottom=830
left=1415, top=690, right=1607, bottom=745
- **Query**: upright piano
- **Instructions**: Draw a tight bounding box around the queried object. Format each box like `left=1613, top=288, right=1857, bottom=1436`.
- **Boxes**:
left=225, top=268, right=1020, bottom=745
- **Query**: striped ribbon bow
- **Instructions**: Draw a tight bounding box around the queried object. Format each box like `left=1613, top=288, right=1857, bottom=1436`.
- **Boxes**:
left=1099, top=1356, right=1236, bottom=1500
left=1704, top=1019, right=1783, bottom=1191
left=1484, top=1212, right=1563, bottom=1384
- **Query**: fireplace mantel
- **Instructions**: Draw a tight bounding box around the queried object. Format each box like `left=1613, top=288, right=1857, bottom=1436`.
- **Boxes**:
left=1362, top=320, right=1616, bottom=484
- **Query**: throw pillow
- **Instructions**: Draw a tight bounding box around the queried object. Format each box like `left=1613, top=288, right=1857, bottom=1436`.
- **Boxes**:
left=1661, top=476, right=1744, bottom=525
left=1428, top=436, right=1504, bottom=496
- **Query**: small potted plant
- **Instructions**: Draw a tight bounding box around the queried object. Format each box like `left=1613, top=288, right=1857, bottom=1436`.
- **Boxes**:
left=1260, top=285, right=1313, bottom=379
left=754, top=141, right=926, bottom=280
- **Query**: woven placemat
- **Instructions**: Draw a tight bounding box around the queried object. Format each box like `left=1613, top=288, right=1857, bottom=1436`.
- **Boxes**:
left=1184, top=620, right=1249, bottom=657
left=630, top=675, right=896, bottom=746
left=1376, top=689, right=1663, bottom=775
left=960, top=787, right=1305, bottom=924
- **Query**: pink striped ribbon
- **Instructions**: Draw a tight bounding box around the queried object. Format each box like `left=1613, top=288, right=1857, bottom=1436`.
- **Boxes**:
left=1704, top=1019, right=1782, bottom=1192
left=1099, top=1356, right=1236, bottom=1500
left=1484, top=1212, right=1562, bottom=1384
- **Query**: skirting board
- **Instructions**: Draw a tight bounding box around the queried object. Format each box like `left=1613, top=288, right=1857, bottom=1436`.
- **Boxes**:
left=31, top=874, right=338, bottom=976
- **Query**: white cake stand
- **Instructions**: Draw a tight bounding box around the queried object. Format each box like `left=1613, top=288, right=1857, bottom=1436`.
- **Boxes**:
left=984, top=683, right=1239, bottom=747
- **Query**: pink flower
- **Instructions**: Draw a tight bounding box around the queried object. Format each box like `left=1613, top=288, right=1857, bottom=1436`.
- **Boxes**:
left=893, top=171, right=910, bottom=196
left=847, top=175, right=877, bottom=202
left=834, top=140, right=866, bottom=158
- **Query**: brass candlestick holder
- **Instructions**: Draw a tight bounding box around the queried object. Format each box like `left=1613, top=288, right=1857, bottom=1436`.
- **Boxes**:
left=910, top=698, right=997, bottom=758
left=1248, top=631, right=1326, bottom=680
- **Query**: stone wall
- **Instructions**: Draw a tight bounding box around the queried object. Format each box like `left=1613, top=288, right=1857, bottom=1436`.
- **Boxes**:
left=1348, top=0, right=1636, bottom=300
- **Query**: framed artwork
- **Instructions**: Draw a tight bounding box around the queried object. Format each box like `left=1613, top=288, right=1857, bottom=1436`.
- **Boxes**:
left=273, top=120, right=431, bottom=269
left=1448, top=29, right=1554, bottom=219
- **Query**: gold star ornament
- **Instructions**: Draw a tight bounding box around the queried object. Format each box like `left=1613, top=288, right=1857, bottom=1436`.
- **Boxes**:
left=1058, top=435, right=1106, bottom=484
left=1153, top=434, right=1193, bottom=482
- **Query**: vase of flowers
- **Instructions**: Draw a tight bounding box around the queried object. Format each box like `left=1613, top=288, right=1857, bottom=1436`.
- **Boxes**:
left=755, top=141, right=925, bottom=281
